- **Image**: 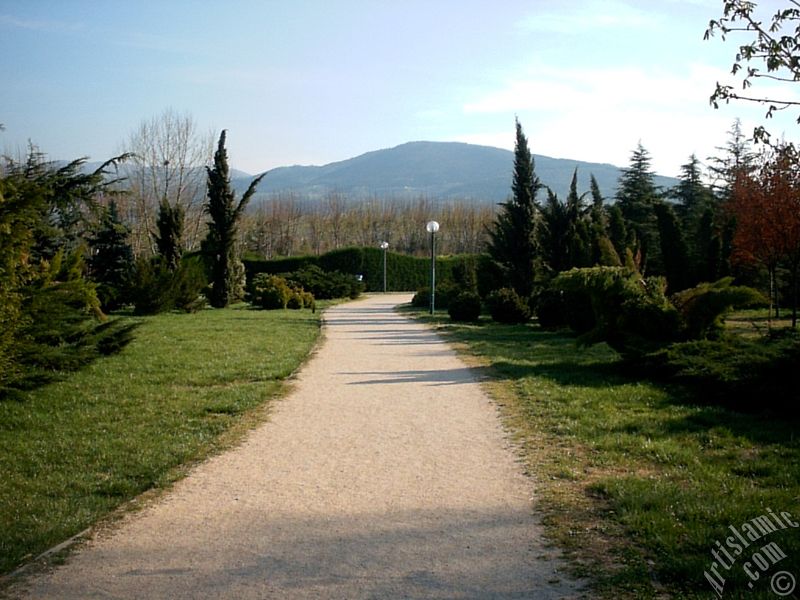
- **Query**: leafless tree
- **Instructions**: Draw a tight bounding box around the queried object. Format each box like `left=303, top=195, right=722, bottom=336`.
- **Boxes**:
left=119, top=109, right=214, bottom=256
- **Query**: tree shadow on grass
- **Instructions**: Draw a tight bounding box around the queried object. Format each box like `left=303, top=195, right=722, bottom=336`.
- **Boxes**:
left=0, top=320, right=141, bottom=401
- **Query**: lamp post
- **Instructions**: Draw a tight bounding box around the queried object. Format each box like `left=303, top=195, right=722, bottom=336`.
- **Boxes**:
left=426, top=221, right=439, bottom=314
left=380, top=241, right=389, bottom=293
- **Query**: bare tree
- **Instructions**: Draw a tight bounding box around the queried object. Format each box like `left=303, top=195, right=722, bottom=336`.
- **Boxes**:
left=120, top=109, right=214, bottom=256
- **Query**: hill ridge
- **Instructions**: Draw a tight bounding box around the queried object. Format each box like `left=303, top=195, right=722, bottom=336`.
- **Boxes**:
left=234, top=141, right=678, bottom=203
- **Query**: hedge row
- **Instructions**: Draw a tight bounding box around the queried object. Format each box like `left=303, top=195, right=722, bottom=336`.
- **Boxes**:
left=243, top=247, right=475, bottom=292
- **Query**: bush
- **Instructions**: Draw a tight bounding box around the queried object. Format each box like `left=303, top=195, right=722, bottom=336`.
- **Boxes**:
left=130, top=257, right=207, bottom=315
left=486, top=288, right=531, bottom=324
left=670, top=278, right=767, bottom=339
left=287, top=265, right=362, bottom=300
left=411, top=281, right=458, bottom=310
left=644, top=332, right=800, bottom=412
left=130, top=258, right=176, bottom=316
left=534, top=287, right=594, bottom=332
left=171, top=257, right=207, bottom=313
left=476, top=254, right=506, bottom=299
left=448, top=291, right=482, bottom=322
left=251, top=274, right=292, bottom=309
left=286, top=292, right=303, bottom=309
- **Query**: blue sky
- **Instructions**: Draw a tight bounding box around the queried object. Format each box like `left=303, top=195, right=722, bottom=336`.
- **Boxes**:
left=2, top=0, right=798, bottom=177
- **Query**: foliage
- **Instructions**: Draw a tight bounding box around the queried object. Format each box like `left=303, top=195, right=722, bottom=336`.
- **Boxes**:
left=553, top=267, right=770, bottom=360
left=533, top=286, right=594, bottom=333
left=729, top=146, right=800, bottom=326
left=318, top=246, right=364, bottom=274
left=486, top=287, right=531, bottom=324
left=670, top=277, right=767, bottom=339
left=487, top=119, right=542, bottom=299
left=244, top=247, right=463, bottom=293
left=615, top=143, right=661, bottom=275
left=87, top=201, right=135, bottom=312
left=286, top=264, right=362, bottom=300
left=251, top=274, right=292, bottom=309
left=553, top=267, right=680, bottom=357
left=130, top=255, right=206, bottom=315
left=539, top=170, right=593, bottom=275
left=203, top=130, right=265, bottom=308
left=411, top=281, right=458, bottom=310
left=154, top=197, right=184, bottom=270
left=645, top=332, right=800, bottom=410
left=0, top=149, right=131, bottom=394
left=475, top=253, right=506, bottom=299
left=447, top=291, right=482, bottom=322
left=706, top=1, right=800, bottom=147
left=653, top=201, right=690, bottom=292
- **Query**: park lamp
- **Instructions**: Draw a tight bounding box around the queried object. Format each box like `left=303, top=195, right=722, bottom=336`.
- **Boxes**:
left=380, top=241, right=389, bottom=292
left=426, top=221, right=440, bottom=314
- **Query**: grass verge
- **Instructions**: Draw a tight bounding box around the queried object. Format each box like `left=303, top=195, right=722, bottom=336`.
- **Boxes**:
left=410, top=308, right=799, bottom=599
left=0, top=304, right=323, bottom=577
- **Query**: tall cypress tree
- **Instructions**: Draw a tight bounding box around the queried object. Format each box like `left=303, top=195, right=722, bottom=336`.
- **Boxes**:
left=654, top=202, right=690, bottom=292
left=487, top=119, right=542, bottom=298
left=154, top=198, right=184, bottom=271
left=204, top=130, right=265, bottom=308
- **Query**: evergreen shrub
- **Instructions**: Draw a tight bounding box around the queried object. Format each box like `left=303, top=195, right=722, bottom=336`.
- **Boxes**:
left=251, top=274, right=292, bottom=309
left=486, top=288, right=531, bottom=324
left=448, top=291, right=482, bottom=322
left=411, top=281, right=458, bottom=310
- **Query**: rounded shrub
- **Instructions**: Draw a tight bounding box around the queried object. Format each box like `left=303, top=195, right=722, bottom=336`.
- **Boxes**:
left=486, top=288, right=531, bottom=324
left=411, top=281, right=457, bottom=310
left=252, top=274, right=291, bottom=309
left=287, top=291, right=304, bottom=309
left=448, top=291, right=482, bottom=322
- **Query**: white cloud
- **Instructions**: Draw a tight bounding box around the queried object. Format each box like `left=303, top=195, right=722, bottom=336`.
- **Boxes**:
left=458, top=60, right=800, bottom=176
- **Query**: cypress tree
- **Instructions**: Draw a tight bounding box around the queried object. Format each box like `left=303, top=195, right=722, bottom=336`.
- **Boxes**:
left=204, top=130, right=265, bottom=308
left=487, top=119, right=542, bottom=298
left=154, top=198, right=184, bottom=271
left=654, top=202, right=691, bottom=292
left=88, top=201, right=135, bottom=311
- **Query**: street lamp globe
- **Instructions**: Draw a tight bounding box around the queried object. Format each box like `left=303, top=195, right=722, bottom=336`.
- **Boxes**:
left=426, top=220, right=440, bottom=234
left=380, top=241, right=389, bottom=250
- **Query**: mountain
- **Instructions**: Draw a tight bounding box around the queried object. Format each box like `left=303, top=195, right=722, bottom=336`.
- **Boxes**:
left=234, top=141, right=680, bottom=204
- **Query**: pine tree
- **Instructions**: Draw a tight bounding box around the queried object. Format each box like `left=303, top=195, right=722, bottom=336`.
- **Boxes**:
left=616, top=143, right=661, bottom=274
left=88, top=201, right=135, bottom=311
left=204, top=130, right=265, bottom=308
left=487, top=119, right=542, bottom=298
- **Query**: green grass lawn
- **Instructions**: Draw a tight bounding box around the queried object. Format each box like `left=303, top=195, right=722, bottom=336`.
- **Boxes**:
left=0, top=304, right=323, bottom=576
left=413, top=310, right=799, bottom=599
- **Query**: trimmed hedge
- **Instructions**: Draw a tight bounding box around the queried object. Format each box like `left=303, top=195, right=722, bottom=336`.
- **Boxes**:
left=244, top=247, right=473, bottom=292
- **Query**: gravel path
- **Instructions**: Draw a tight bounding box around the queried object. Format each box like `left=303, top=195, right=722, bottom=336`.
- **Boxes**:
left=11, top=294, right=584, bottom=599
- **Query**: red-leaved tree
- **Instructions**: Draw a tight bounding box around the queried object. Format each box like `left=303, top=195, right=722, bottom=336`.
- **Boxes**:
left=730, top=148, right=800, bottom=327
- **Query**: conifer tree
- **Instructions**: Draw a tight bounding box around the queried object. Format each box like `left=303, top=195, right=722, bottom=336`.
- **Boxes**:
left=154, top=197, right=184, bottom=270
left=204, top=130, right=265, bottom=308
left=487, top=119, right=542, bottom=298
left=616, top=143, right=661, bottom=274
left=88, top=201, right=135, bottom=311
left=654, top=202, right=691, bottom=292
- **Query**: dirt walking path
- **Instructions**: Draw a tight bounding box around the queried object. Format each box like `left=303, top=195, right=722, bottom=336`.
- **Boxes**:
left=10, top=294, right=584, bottom=599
